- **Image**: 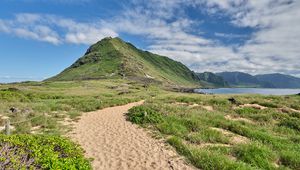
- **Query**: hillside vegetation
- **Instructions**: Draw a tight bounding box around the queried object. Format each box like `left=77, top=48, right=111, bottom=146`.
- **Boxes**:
left=197, top=72, right=228, bottom=87
left=48, top=37, right=201, bottom=87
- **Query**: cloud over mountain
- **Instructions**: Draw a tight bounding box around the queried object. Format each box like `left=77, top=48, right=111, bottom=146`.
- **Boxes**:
left=0, top=0, right=299, bottom=77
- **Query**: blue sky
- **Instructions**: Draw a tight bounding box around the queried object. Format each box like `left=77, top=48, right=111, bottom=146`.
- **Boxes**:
left=0, top=0, right=299, bottom=83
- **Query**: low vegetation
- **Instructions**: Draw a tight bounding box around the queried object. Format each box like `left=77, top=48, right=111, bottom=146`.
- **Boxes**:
left=127, top=93, right=300, bottom=169
left=1, top=78, right=299, bottom=169
left=0, top=79, right=155, bottom=135
left=0, top=79, right=157, bottom=169
left=0, top=134, right=91, bottom=169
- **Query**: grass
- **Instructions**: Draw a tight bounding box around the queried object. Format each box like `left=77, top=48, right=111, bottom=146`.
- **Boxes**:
left=0, top=79, right=156, bottom=135
left=1, top=79, right=300, bottom=169
left=0, top=79, right=158, bottom=168
left=127, top=93, right=300, bottom=169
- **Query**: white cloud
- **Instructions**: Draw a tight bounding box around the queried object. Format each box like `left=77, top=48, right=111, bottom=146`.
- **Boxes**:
left=0, top=13, right=118, bottom=45
left=214, top=32, right=248, bottom=39
left=226, top=0, right=300, bottom=75
left=112, top=0, right=300, bottom=77
left=0, top=0, right=299, bottom=77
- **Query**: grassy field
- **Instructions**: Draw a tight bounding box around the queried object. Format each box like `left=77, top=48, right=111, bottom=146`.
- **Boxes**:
left=0, top=79, right=158, bottom=135
left=1, top=79, right=300, bottom=169
left=128, top=92, right=300, bottom=170
left=0, top=79, right=158, bottom=169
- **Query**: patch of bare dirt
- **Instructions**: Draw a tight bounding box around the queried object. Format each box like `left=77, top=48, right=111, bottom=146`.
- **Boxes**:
left=279, top=107, right=300, bottom=113
left=238, top=104, right=267, bottom=110
left=225, top=115, right=255, bottom=124
left=30, top=126, right=42, bottom=134
left=201, top=106, right=214, bottom=111
left=173, top=102, right=214, bottom=111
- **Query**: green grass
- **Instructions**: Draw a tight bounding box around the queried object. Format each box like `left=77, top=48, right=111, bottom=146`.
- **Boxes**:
left=0, top=79, right=159, bottom=168
left=1, top=79, right=300, bottom=169
left=0, top=79, right=156, bottom=135
left=186, top=128, right=230, bottom=144
left=233, top=142, right=276, bottom=169
left=127, top=93, right=300, bottom=169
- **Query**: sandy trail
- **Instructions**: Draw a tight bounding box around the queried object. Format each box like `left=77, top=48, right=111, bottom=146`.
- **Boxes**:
left=69, top=101, right=195, bottom=170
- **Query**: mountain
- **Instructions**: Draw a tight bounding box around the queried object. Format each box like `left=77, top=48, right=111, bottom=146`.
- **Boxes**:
left=48, top=37, right=201, bottom=86
left=196, top=72, right=228, bottom=87
left=216, top=72, right=264, bottom=87
left=217, top=72, right=300, bottom=88
left=255, top=73, right=300, bottom=88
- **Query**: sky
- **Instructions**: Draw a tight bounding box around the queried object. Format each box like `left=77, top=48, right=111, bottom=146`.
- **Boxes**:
left=0, top=0, right=299, bottom=83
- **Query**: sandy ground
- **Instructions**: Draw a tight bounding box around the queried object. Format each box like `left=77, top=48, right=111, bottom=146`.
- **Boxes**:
left=69, top=101, right=195, bottom=170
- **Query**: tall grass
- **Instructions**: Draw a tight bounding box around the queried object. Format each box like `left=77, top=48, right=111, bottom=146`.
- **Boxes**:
left=127, top=93, right=300, bottom=169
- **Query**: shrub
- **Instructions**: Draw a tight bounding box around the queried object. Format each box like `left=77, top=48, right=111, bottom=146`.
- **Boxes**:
left=0, top=134, right=91, bottom=169
left=127, top=105, right=163, bottom=124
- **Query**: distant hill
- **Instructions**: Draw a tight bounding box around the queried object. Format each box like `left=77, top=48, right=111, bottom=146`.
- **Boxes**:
left=216, top=72, right=263, bottom=87
left=47, top=37, right=202, bottom=87
left=196, top=72, right=228, bottom=87
left=255, top=73, right=300, bottom=88
left=217, top=72, right=300, bottom=88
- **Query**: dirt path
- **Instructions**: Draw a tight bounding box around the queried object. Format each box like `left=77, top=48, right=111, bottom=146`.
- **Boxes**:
left=69, top=101, right=195, bottom=170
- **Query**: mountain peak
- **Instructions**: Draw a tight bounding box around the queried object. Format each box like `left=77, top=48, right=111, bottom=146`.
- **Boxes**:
left=47, top=37, right=201, bottom=87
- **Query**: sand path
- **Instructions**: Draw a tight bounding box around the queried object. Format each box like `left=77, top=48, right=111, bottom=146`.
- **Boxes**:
left=69, top=101, right=195, bottom=170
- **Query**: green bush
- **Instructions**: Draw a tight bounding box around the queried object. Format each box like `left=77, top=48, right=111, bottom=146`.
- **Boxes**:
left=127, top=105, right=163, bottom=124
left=0, top=134, right=91, bottom=169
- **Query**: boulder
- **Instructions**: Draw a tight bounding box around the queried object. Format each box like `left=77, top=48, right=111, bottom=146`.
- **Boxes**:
left=228, top=97, right=237, bottom=104
left=9, top=107, right=19, bottom=113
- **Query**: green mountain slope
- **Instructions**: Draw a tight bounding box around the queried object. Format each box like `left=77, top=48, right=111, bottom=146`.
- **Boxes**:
left=48, top=37, right=201, bottom=87
left=196, top=72, right=228, bottom=87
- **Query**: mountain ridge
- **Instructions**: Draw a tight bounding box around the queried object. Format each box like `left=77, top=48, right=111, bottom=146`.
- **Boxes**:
left=215, top=71, right=300, bottom=88
left=196, top=72, right=229, bottom=87
left=47, top=37, right=202, bottom=87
